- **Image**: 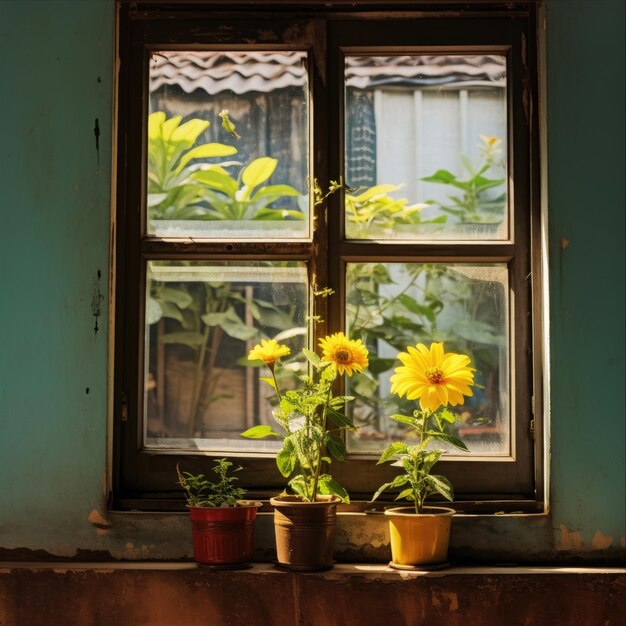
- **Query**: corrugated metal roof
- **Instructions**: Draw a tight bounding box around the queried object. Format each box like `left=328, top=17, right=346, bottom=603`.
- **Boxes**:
left=150, top=51, right=307, bottom=95
left=150, top=51, right=506, bottom=95
left=346, top=55, right=506, bottom=89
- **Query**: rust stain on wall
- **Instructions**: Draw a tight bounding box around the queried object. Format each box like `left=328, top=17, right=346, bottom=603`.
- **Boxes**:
left=591, top=531, right=614, bottom=550
left=431, top=590, right=459, bottom=612
left=559, top=524, right=584, bottom=550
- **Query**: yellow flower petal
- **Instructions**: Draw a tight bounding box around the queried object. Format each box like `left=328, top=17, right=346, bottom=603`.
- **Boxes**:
left=319, top=332, right=369, bottom=377
left=391, top=341, right=475, bottom=411
left=248, top=339, right=290, bottom=367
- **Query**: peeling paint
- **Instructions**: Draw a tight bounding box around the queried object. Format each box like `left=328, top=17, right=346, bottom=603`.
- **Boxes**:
left=591, top=531, right=614, bottom=550
left=559, top=525, right=584, bottom=550
left=91, top=269, right=103, bottom=334
left=118, top=543, right=154, bottom=560
left=87, top=509, right=110, bottom=530
left=444, top=591, right=459, bottom=611
left=560, top=236, right=570, bottom=250
left=93, top=117, right=100, bottom=164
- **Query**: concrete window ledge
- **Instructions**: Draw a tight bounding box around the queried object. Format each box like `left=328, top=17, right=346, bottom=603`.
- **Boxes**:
left=1, top=561, right=625, bottom=576
left=1, top=563, right=624, bottom=626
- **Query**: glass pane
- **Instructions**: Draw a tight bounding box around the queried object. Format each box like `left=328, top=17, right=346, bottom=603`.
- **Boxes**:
left=345, top=262, right=509, bottom=455
left=147, top=51, right=309, bottom=238
left=144, top=261, right=308, bottom=452
left=345, top=55, right=508, bottom=240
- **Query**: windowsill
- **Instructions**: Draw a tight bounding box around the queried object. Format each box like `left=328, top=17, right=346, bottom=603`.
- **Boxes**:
left=96, top=508, right=560, bottom=564
left=2, top=562, right=624, bottom=577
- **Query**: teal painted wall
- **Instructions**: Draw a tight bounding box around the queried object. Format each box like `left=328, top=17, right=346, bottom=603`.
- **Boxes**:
left=546, top=0, right=625, bottom=551
left=0, top=0, right=623, bottom=561
left=0, top=0, right=113, bottom=552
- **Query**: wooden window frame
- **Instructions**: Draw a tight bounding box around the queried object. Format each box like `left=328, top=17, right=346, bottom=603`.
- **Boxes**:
left=113, top=2, right=544, bottom=513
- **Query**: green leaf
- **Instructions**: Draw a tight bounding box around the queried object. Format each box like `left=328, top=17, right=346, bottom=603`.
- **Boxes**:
left=366, top=357, right=397, bottom=376
left=390, top=413, right=420, bottom=428
left=259, top=377, right=277, bottom=390
left=157, top=287, right=193, bottom=309
left=352, top=374, right=379, bottom=397
left=421, top=169, right=457, bottom=184
left=326, top=435, right=346, bottom=462
left=397, top=294, right=436, bottom=323
left=276, top=438, right=297, bottom=477
left=317, top=475, right=350, bottom=503
left=193, top=169, right=238, bottom=198
left=425, top=474, right=454, bottom=501
left=438, top=408, right=457, bottom=424
left=378, top=442, right=409, bottom=465
left=350, top=184, right=394, bottom=202
left=148, top=111, right=166, bottom=140
left=160, top=331, right=205, bottom=347
left=254, top=208, right=305, bottom=220
left=426, top=431, right=469, bottom=451
left=146, top=298, right=163, bottom=325
left=303, top=348, right=321, bottom=367
left=251, top=184, right=301, bottom=203
left=288, top=475, right=309, bottom=499
left=327, top=408, right=354, bottom=429
left=147, top=192, right=168, bottom=207
left=201, top=312, right=226, bottom=327
left=274, top=327, right=307, bottom=342
left=396, top=488, right=416, bottom=501
left=176, top=143, right=238, bottom=172
left=241, top=424, right=281, bottom=439
left=329, top=395, right=355, bottom=407
left=221, top=309, right=257, bottom=335
left=171, top=118, right=210, bottom=145
left=241, top=157, right=278, bottom=194
left=473, top=175, right=506, bottom=191
left=390, top=474, right=411, bottom=489
left=371, top=481, right=392, bottom=502
left=159, top=301, right=183, bottom=322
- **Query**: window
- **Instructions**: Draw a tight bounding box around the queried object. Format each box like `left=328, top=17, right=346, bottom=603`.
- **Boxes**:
left=114, top=3, right=542, bottom=511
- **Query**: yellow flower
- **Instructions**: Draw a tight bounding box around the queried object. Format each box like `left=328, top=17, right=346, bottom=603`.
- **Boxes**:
left=390, top=342, right=474, bottom=412
left=480, top=134, right=501, bottom=148
left=319, top=332, right=369, bottom=377
left=248, top=339, right=290, bottom=368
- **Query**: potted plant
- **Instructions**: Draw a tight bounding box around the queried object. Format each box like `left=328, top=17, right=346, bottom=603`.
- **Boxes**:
left=177, top=458, right=261, bottom=569
left=371, top=341, right=475, bottom=569
left=241, top=333, right=369, bottom=571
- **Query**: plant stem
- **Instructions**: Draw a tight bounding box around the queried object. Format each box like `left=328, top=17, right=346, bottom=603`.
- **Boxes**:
left=270, top=366, right=282, bottom=404
left=416, top=410, right=430, bottom=514
left=310, top=381, right=332, bottom=502
left=189, top=324, right=211, bottom=435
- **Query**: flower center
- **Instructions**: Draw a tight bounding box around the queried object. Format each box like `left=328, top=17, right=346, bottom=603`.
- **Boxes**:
left=425, top=366, right=444, bottom=384
left=334, top=348, right=351, bottom=364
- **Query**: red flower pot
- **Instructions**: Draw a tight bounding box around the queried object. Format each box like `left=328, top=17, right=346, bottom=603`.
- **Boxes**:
left=189, top=502, right=261, bottom=568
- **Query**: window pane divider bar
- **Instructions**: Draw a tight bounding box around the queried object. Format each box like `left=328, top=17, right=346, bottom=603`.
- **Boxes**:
left=337, top=241, right=515, bottom=262
left=139, top=239, right=313, bottom=258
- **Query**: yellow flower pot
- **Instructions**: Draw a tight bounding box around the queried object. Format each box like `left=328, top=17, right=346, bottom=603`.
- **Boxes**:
left=385, top=506, right=455, bottom=567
